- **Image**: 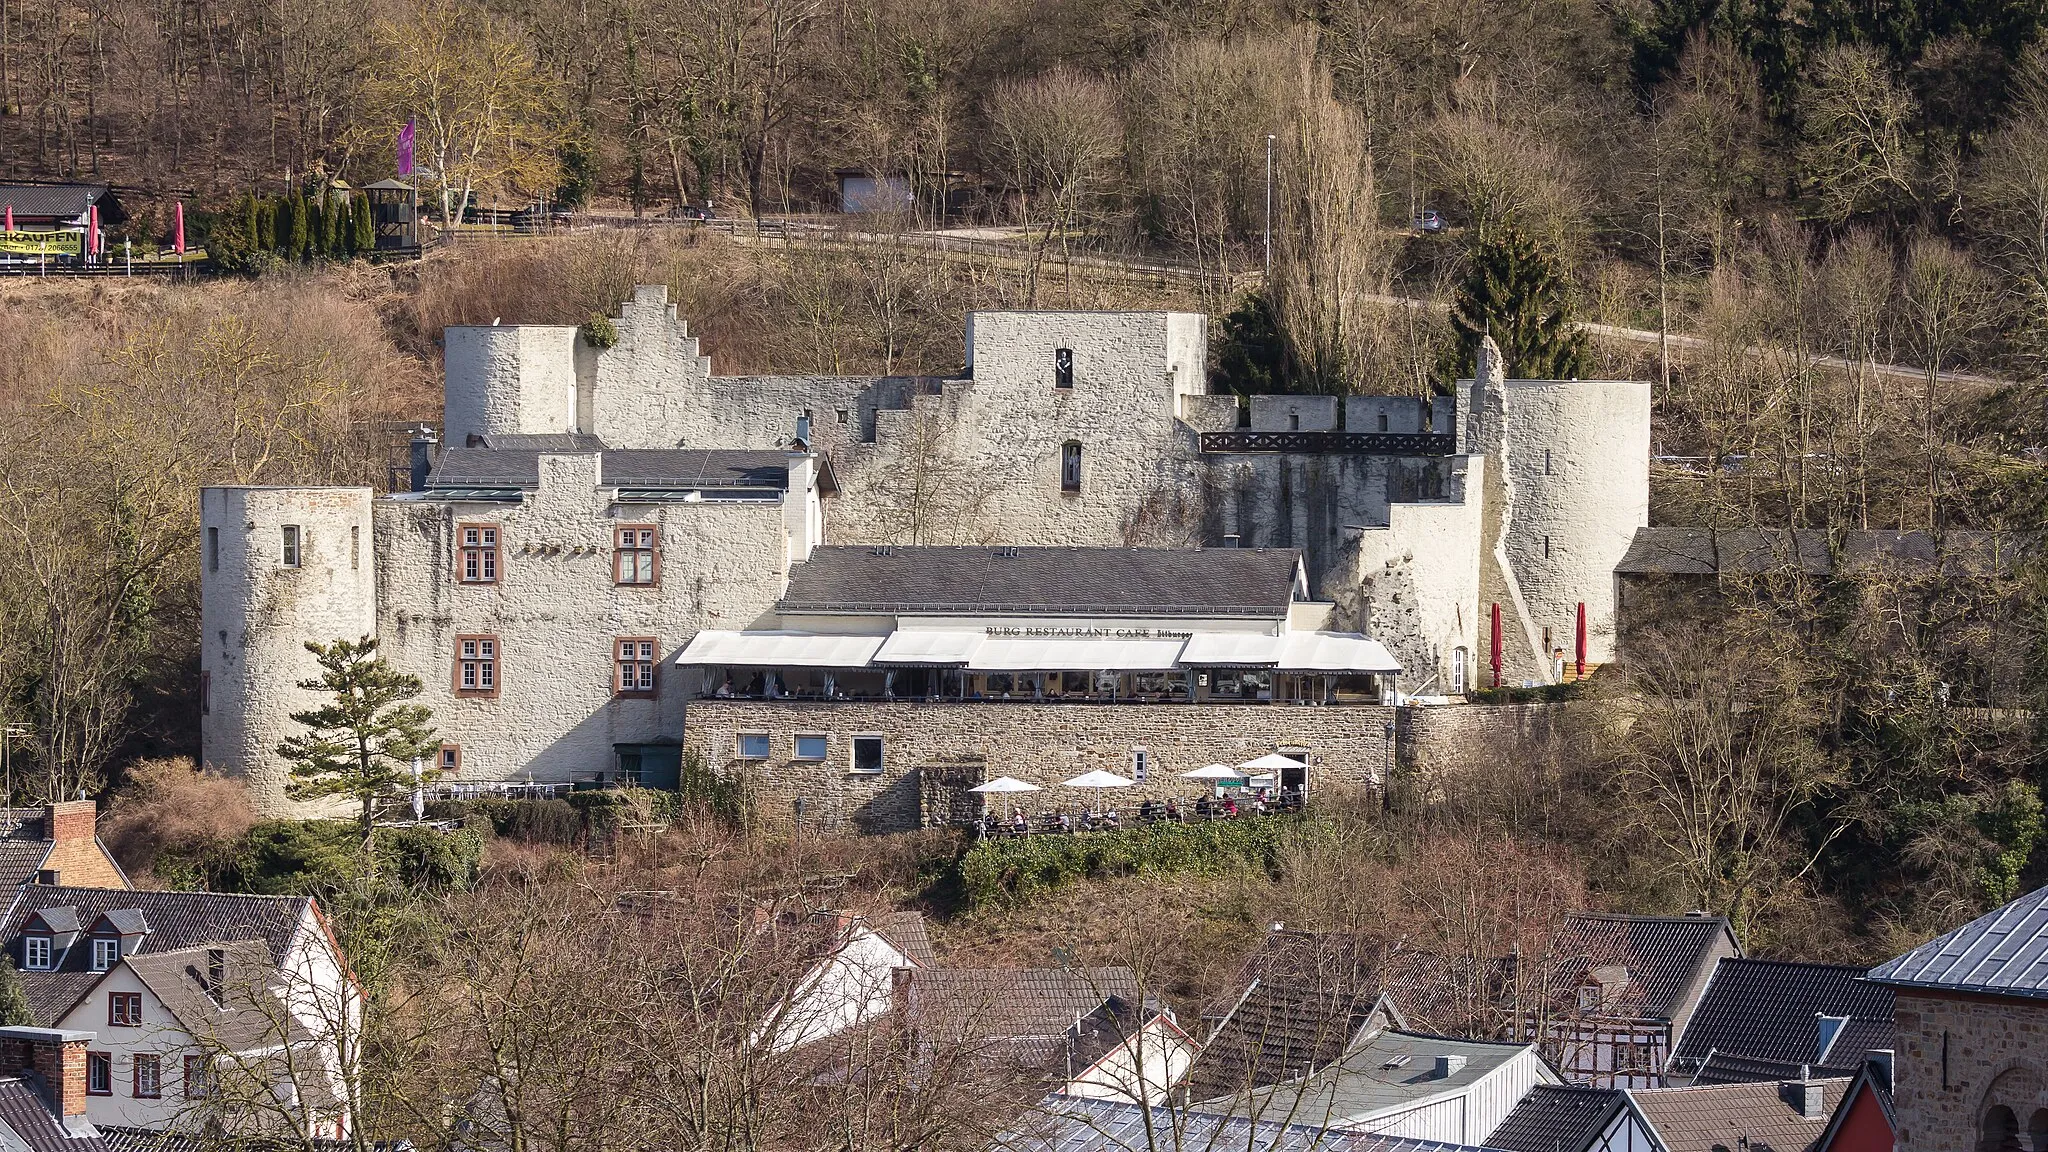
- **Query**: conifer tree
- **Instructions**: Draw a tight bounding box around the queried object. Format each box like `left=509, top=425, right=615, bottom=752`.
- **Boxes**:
left=265, top=196, right=286, bottom=253
left=351, top=194, right=376, bottom=255
left=277, top=637, right=438, bottom=841
left=1449, top=225, right=1589, bottom=379
left=288, top=193, right=310, bottom=261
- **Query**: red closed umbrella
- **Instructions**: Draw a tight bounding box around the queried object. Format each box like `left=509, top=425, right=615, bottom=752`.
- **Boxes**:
left=173, top=202, right=185, bottom=254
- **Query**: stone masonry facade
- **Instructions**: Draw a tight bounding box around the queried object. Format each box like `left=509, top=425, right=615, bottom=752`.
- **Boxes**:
left=683, top=699, right=1399, bottom=833
left=1893, top=988, right=2048, bottom=1150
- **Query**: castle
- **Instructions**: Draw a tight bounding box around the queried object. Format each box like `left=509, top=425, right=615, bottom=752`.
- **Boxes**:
left=200, top=286, right=1648, bottom=827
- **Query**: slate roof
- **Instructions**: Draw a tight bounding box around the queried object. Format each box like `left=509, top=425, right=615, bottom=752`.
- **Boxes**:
left=996, top=1094, right=1506, bottom=1152
left=1626, top=1077, right=1849, bottom=1152
left=1218, top=1030, right=1541, bottom=1125
left=1868, top=882, right=2048, bottom=1000
left=1615, top=528, right=2028, bottom=578
left=1668, top=959, right=1893, bottom=1075
left=0, top=183, right=123, bottom=224
left=2, top=887, right=310, bottom=1026
left=1488, top=1084, right=1625, bottom=1152
left=778, top=546, right=1306, bottom=616
left=870, top=911, right=937, bottom=969
left=1692, top=1052, right=1860, bottom=1086
left=899, top=967, right=1140, bottom=1049
left=0, top=1078, right=107, bottom=1152
left=125, top=941, right=304, bottom=1052
left=1551, top=913, right=1737, bottom=1022
left=427, top=447, right=794, bottom=490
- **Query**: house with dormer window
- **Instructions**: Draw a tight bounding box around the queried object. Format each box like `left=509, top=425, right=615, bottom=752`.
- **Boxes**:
left=0, top=887, right=357, bottom=1139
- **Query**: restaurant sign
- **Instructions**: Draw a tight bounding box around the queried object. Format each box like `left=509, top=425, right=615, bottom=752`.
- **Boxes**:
left=0, top=230, right=83, bottom=257
left=985, top=626, right=1194, bottom=639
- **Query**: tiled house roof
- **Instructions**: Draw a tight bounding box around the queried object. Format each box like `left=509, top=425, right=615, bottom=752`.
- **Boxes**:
left=1626, top=1077, right=1849, bottom=1152
left=1868, top=882, right=2048, bottom=999
left=997, top=1095, right=1510, bottom=1152
left=1487, top=1084, right=1626, bottom=1152
left=870, top=911, right=937, bottom=969
left=1669, top=959, right=1893, bottom=1077
left=898, top=967, right=1140, bottom=1053
left=778, top=546, right=1306, bottom=616
left=1551, top=913, right=1737, bottom=1023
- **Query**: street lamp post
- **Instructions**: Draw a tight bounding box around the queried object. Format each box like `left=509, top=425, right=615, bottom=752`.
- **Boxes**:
left=1264, top=134, right=1277, bottom=282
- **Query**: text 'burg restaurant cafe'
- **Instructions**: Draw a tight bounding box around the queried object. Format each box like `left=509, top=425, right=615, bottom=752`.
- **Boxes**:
left=676, top=545, right=1401, bottom=705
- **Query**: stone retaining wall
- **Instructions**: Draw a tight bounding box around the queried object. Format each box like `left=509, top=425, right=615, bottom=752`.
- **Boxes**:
left=683, top=700, right=1398, bottom=833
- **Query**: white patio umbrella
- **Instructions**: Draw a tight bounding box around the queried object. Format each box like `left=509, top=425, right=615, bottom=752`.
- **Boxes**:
left=1062, top=769, right=1135, bottom=788
left=1180, top=764, right=1245, bottom=780
left=968, top=776, right=1042, bottom=794
left=1238, top=753, right=1307, bottom=773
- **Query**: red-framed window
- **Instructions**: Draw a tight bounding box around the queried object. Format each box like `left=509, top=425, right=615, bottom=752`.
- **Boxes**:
left=614, top=525, right=660, bottom=586
left=458, top=524, right=500, bottom=584
left=133, top=1053, right=161, bottom=1099
left=615, top=638, right=657, bottom=695
left=109, top=992, right=142, bottom=1026
left=183, top=1054, right=212, bottom=1098
left=86, top=1052, right=111, bottom=1096
left=439, top=744, right=461, bottom=775
left=455, top=636, right=499, bottom=697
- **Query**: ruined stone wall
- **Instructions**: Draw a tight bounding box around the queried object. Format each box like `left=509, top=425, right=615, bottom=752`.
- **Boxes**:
left=1892, top=989, right=2048, bottom=1152
left=200, top=486, right=377, bottom=814
left=683, top=699, right=1397, bottom=833
left=1352, top=458, right=1486, bottom=693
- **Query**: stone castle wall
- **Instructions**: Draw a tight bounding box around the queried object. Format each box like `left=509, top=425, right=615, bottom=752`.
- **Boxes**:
left=683, top=699, right=1398, bottom=833
left=1892, top=989, right=2048, bottom=1151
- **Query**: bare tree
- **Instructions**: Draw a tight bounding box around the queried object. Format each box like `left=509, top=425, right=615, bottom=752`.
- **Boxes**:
left=1799, top=44, right=1918, bottom=223
left=986, top=66, right=1123, bottom=306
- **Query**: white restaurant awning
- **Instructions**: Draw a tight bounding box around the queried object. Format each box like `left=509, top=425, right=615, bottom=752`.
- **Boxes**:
left=1176, top=632, right=1286, bottom=666
left=872, top=630, right=983, bottom=665
left=1274, top=632, right=1401, bottom=673
left=676, top=631, right=886, bottom=668
left=967, top=636, right=1187, bottom=672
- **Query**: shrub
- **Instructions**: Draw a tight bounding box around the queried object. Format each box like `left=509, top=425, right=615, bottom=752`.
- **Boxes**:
left=100, top=757, right=258, bottom=882
left=579, top=312, right=619, bottom=349
left=954, top=815, right=1296, bottom=910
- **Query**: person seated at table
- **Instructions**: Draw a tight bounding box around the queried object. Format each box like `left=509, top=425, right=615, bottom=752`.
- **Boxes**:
left=1222, top=796, right=1240, bottom=817
left=1194, top=795, right=1212, bottom=817
left=1011, top=810, right=1030, bottom=834
left=1102, top=808, right=1122, bottom=829
left=1163, top=799, right=1181, bottom=822
left=1252, top=795, right=1269, bottom=816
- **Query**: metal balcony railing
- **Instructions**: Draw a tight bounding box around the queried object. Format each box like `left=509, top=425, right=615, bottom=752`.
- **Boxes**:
left=1198, top=430, right=1457, bottom=455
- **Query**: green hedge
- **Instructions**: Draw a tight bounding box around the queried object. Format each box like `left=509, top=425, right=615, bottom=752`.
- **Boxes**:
left=955, top=816, right=1296, bottom=910
left=1465, top=681, right=1586, bottom=705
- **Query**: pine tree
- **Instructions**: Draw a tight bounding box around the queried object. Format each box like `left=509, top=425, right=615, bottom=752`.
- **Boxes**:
left=351, top=194, right=376, bottom=255
left=1449, top=225, right=1590, bottom=380
left=287, top=193, right=310, bottom=261
left=1213, top=290, right=1292, bottom=397
left=277, top=637, right=438, bottom=841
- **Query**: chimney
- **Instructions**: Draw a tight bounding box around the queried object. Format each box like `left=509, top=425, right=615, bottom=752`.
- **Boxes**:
left=409, top=430, right=439, bottom=492
left=1223, top=534, right=1241, bottom=548
left=1781, top=1071, right=1826, bottom=1119
left=39, top=800, right=97, bottom=887
left=1435, top=1054, right=1467, bottom=1078
left=0, top=1027, right=94, bottom=1131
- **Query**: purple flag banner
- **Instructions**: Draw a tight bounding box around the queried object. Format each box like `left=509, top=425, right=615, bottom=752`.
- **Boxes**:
left=397, top=118, right=416, bottom=176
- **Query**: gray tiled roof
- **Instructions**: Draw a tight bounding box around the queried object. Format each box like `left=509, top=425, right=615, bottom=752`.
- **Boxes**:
left=1869, top=882, right=2048, bottom=999
left=779, top=546, right=1304, bottom=616
left=1691, top=1051, right=1861, bottom=1085
left=427, top=447, right=793, bottom=490
left=4, top=887, right=310, bottom=1025
left=1487, top=1084, right=1625, bottom=1152
left=125, top=942, right=305, bottom=1052
left=1552, top=913, right=1736, bottom=1021
left=0, top=1078, right=106, bottom=1152
left=1626, top=1077, right=1849, bottom=1152
left=997, top=1095, right=1505, bottom=1152
left=870, top=912, right=937, bottom=969
left=901, top=967, right=1139, bottom=1046
left=1668, top=959, right=1893, bottom=1074
left=0, top=183, right=121, bottom=223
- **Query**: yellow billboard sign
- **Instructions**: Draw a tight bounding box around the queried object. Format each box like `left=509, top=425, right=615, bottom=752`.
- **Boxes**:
left=0, top=230, right=84, bottom=257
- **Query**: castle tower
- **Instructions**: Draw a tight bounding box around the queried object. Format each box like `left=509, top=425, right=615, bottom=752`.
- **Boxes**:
left=443, top=324, right=581, bottom=445
left=199, top=487, right=377, bottom=812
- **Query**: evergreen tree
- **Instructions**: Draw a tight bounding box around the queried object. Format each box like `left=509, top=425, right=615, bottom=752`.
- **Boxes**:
left=1213, top=290, right=1293, bottom=397
left=1449, top=226, right=1590, bottom=380
left=308, top=197, right=327, bottom=261
left=242, top=193, right=260, bottom=254
left=0, top=961, right=30, bottom=1027
left=277, top=637, right=438, bottom=841
left=287, top=193, right=310, bottom=261
left=321, top=191, right=342, bottom=258
left=265, top=196, right=286, bottom=253
left=351, top=194, right=376, bottom=255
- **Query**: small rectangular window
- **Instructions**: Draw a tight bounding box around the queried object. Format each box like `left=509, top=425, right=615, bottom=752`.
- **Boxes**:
left=200, top=671, right=211, bottom=717
left=851, top=735, right=884, bottom=774
left=207, top=526, right=219, bottom=572
left=1544, top=535, right=1552, bottom=559
left=458, top=523, right=500, bottom=584
left=1054, top=348, right=1074, bottom=388
left=1377, top=412, right=1390, bottom=432
left=22, top=937, right=50, bottom=971
left=614, top=525, right=659, bottom=585
left=351, top=525, right=360, bottom=570
left=836, top=409, right=849, bottom=424
left=455, top=635, right=499, bottom=697
left=91, top=938, right=119, bottom=972
left=1132, top=747, right=1148, bottom=782
left=615, top=637, right=657, bottom=694
left=439, top=744, right=461, bottom=775
left=109, top=992, right=142, bottom=1026
left=1289, top=413, right=1300, bottom=431
left=87, top=1053, right=111, bottom=1096
left=794, top=734, right=828, bottom=761
left=280, top=525, right=301, bottom=568
left=618, top=751, right=644, bottom=785
left=134, top=1053, right=161, bottom=1098
left=1061, top=443, right=1082, bottom=492
left=737, top=732, right=770, bottom=760
left=1544, top=449, right=1553, bottom=475
left=183, top=1055, right=212, bottom=1099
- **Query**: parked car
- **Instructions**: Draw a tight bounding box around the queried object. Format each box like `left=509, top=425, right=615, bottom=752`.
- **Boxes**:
left=1413, top=210, right=1446, bottom=234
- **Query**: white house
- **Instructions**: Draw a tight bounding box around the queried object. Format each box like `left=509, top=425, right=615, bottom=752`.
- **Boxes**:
left=766, top=912, right=937, bottom=1052
left=2, top=887, right=359, bottom=1139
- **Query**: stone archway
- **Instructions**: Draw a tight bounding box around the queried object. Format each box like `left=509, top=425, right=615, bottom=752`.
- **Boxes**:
left=1981, top=1066, right=2048, bottom=1151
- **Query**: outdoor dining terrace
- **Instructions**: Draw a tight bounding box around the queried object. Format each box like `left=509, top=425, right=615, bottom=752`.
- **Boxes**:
left=949, top=754, right=1313, bottom=837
